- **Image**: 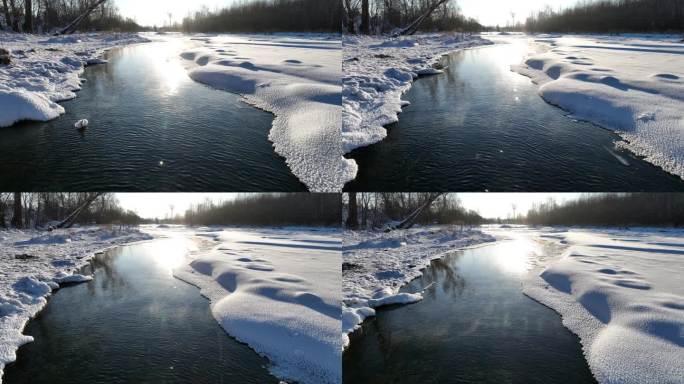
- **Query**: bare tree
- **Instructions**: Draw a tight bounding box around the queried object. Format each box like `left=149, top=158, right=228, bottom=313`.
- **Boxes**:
left=11, top=192, right=22, bottom=229
left=346, top=192, right=359, bottom=229
left=361, top=0, right=370, bottom=33
left=55, top=0, right=108, bottom=35
left=395, top=0, right=451, bottom=36
left=49, top=192, right=103, bottom=230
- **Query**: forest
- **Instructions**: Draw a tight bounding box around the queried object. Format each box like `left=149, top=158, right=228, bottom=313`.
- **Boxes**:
left=524, top=0, right=684, bottom=33
left=344, top=193, right=484, bottom=229
left=0, top=193, right=142, bottom=229
left=181, top=0, right=341, bottom=33
left=182, top=193, right=341, bottom=227
left=525, top=193, right=684, bottom=227
left=0, top=0, right=141, bottom=33
left=343, top=0, right=483, bottom=34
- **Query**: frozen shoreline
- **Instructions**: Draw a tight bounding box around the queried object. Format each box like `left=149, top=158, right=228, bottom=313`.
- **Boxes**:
left=512, top=34, right=684, bottom=181
left=342, top=226, right=496, bottom=348
left=342, top=33, right=494, bottom=184
left=173, top=226, right=342, bottom=384
left=179, top=34, right=348, bottom=192
left=523, top=227, right=684, bottom=384
left=0, top=32, right=149, bottom=127
left=0, top=226, right=153, bottom=382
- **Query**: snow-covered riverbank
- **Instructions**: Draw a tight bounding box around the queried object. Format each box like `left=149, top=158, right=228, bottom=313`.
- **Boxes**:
left=0, top=32, right=149, bottom=127
left=342, top=33, right=493, bottom=183
left=342, top=226, right=496, bottom=348
left=0, top=226, right=153, bottom=382
left=174, top=226, right=342, bottom=384
left=513, top=34, right=684, bottom=181
left=179, top=34, right=348, bottom=192
left=524, top=227, right=684, bottom=384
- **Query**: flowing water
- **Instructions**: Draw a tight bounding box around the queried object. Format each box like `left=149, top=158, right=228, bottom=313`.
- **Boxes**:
left=3, top=237, right=278, bottom=384
left=0, top=40, right=305, bottom=191
left=343, top=235, right=597, bottom=384
left=345, top=39, right=684, bottom=191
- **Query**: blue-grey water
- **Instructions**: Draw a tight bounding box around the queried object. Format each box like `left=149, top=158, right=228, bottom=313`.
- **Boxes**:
left=345, top=40, right=684, bottom=191
left=0, top=41, right=305, bottom=191
left=3, top=237, right=278, bottom=384
left=343, top=236, right=598, bottom=384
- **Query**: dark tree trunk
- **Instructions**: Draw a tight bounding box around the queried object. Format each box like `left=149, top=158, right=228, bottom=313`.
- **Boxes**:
left=386, top=193, right=443, bottom=231
left=1, top=0, right=11, bottom=30
left=7, top=0, right=17, bottom=31
left=395, top=0, right=450, bottom=36
left=11, top=192, right=22, bottom=229
left=55, top=0, right=107, bottom=35
left=49, top=193, right=102, bottom=230
left=361, top=0, right=370, bottom=34
left=346, top=192, right=359, bottom=229
left=23, top=0, right=32, bottom=33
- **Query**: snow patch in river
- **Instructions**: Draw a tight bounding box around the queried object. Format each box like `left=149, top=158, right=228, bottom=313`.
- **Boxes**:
left=179, top=34, right=348, bottom=192
left=524, top=227, right=684, bottom=384
left=174, top=227, right=341, bottom=384
left=512, top=35, right=684, bottom=180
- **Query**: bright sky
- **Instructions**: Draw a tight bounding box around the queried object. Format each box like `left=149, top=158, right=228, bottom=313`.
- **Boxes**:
left=116, top=193, right=237, bottom=219
left=114, top=0, right=235, bottom=27
left=458, top=0, right=580, bottom=26
left=456, top=193, right=583, bottom=219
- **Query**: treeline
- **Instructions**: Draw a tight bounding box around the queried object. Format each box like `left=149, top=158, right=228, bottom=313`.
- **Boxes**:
left=1, top=0, right=142, bottom=33
left=345, top=193, right=484, bottom=229
left=0, top=193, right=142, bottom=229
left=344, top=0, right=483, bottom=34
left=525, top=193, right=684, bottom=227
left=181, top=0, right=341, bottom=33
left=524, top=0, right=684, bottom=33
left=183, top=193, right=340, bottom=227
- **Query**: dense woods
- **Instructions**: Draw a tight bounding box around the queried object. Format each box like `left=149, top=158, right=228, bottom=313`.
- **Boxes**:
left=344, top=0, right=482, bottom=34
left=0, top=0, right=141, bottom=33
left=183, top=193, right=341, bottom=227
left=525, top=193, right=684, bottom=227
left=524, top=0, right=684, bottom=33
left=181, top=0, right=341, bottom=33
left=0, top=193, right=142, bottom=229
left=345, top=193, right=484, bottom=229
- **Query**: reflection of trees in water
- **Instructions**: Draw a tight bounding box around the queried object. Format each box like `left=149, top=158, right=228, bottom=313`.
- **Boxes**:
left=422, top=251, right=466, bottom=300
left=422, top=52, right=467, bottom=103
left=86, top=250, right=127, bottom=295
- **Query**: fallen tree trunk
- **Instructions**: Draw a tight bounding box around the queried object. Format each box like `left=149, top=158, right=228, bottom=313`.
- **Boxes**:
left=394, top=0, right=450, bottom=36
left=48, top=193, right=102, bottom=230
left=385, top=193, right=443, bottom=231
left=54, top=0, right=108, bottom=36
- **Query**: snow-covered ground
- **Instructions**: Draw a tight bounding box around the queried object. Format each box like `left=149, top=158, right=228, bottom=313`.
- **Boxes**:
left=0, top=226, right=153, bottom=382
left=342, top=226, right=496, bottom=348
left=512, top=34, right=684, bottom=180
left=523, top=226, right=684, bottom=384
left=174, top=226, right=341, bottom=384
left=0, top=32, right=149, bottom=127
left=342, top=33, right=493, bottom=180
left=178, top=34, right=348, bottom=192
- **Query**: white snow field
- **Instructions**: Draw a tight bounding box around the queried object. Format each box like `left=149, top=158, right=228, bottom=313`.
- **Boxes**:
left=512, top=35, right=684, bottom=180
left=174, top=227, right=342, bottom=384
left=0, top=226, right=153, bottom=382
left=342, top=226, right=496, bottom=347
left=0, top=32, right=149, bottom=127
left=342, top=34, right=493, bottom=171
left=178, top=34, right=348, bottom=192
left=524, top=227, right=684, bottom=384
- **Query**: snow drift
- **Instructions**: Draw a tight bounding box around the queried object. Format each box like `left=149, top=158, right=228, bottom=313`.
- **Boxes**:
left=174, top=227, right=341, bottom=384
left=525, top=228, right=684, bottom=384
left=513, top=35, right=684, bottom=180
left=179, top=34, right=350, bottom=192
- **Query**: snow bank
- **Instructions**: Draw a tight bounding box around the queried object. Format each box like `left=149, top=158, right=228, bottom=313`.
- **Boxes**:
left=342, top=33, right=493, bottom=178
left=174, top=227, right=341, bottom=384
left=342, top=226, right=496, bottom=348
left=0, top=226, right=153, bottom=382
left=512, top=35, right=684, bottom=180
left=525, top=228, right=684, bottom=384
left=179, top=34, right=349, bottom=192
left=0, top=32, right=149, bottom=127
